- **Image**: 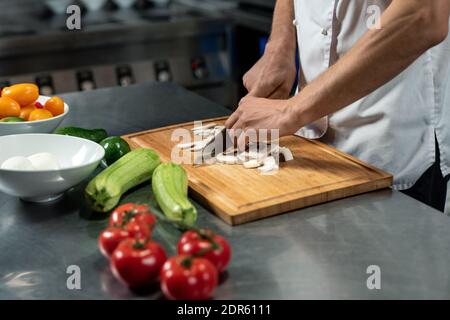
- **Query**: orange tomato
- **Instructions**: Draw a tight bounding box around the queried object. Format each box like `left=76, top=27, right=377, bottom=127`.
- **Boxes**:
left=44, top=96, right=65, bottom=116
left=29, top=109, right=53, bottom=121
left=19, top=104, right=37, bottom=120
left=2, top=83, right=39, bottom=107
left=0, top=96, right=21, bottom=118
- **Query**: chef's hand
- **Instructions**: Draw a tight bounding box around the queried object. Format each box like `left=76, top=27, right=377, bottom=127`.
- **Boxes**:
left=243, top=44, right=297, bottom=99
left=225, top=96, right=299, bottom=147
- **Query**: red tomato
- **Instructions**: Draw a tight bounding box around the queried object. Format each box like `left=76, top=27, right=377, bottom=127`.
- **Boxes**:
left=125, top=220, right=152, bottom=240
left=178, top=230, right=232, bottom=272
left=132, top=211, right=157, bottom=230
left=111, top=239, right=167, bottom=288
left=160, top=255, right=218, bottom=300
left=98, top=227, right=130, bottom=258
left=109, top=203, right=153, bottom=228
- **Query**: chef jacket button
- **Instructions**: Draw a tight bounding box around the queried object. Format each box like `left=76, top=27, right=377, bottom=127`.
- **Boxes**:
left=321, top=28, right=328, bottom=36
left=293, top=19, right=298, bottom=26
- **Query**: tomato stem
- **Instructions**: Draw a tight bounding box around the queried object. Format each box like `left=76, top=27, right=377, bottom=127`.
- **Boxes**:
left=133, top=239, right=146, bottom=249
left=181, top=256, right=193, bottom=268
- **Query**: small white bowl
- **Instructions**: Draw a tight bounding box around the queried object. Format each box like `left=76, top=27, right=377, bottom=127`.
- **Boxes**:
left=0, top=134, right=104, bottom=203
left=0, top=95, right=69, bottom=136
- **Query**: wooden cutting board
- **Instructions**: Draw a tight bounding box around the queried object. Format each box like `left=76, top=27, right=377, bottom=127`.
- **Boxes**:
left=123, top=117, right=392, bottom=225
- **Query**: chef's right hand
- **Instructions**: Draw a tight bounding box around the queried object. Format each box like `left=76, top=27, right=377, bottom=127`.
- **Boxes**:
left=243, top=43, right=297, bottom=99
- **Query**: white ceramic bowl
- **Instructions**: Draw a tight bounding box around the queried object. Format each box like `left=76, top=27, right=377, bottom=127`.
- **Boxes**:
left=0, top=95, right=69, bottom=136
left=0, top=134, right=104, bottom=203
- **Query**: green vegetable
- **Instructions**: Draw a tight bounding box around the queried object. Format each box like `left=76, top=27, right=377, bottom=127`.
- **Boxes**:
left=54, top=127, right=108, bottom=143
left=0, top=117, right=24, bottom=122
left=100, top=136, right=131, bottom=168
left=152, top=163, right=197, bottom=226
left=85, top=148, right=160, bottom=213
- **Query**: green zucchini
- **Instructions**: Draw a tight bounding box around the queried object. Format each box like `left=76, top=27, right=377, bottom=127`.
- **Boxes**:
left=54, top=127, right=108, bottom=143
left=152, top=163, right=197, bottom=226
left=86, top=148, right=160, bottom=212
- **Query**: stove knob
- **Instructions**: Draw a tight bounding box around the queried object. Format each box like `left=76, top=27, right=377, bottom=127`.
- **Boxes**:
left=154, top=61, right=172, bottom=82
left=116, top=65, right=135, bottom=87
left=35, top=75, right=55, bottom=95
left=157, top=70, right=171, bottom=82
left=191, top=57, right=209, bottom=80
left=76, top=70, right=96, bottom=91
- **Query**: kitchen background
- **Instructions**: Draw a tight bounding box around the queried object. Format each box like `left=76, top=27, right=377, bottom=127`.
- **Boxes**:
left=0, top=0, right=276, bottom=109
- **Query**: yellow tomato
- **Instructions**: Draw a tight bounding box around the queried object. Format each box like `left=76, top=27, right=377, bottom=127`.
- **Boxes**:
left=29, top=109, right=53, bottom=121
left=0, top=96, right=21, bottom=118
left=2, top=83, right=39, bottom=107
left=19, top=104, right=37, bottom=120
left=45, top=96, right=65, bottom=116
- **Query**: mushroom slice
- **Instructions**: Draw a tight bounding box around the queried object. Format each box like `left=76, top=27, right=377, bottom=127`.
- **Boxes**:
left=216, top=153, right=239, bottom=165
left=243, top=159, right=263, bottom=169
left=223, top=147, right=238, bottom=156
left=177, top=141, right=196, bottom=149
left=258, top=156, right=279, bottom=174
left=247, top=150, right=267, bottom=161
left=213, top=125, right=226, bottom=133
left=193, top=129, right=215, bottom=137
left=279, top=147, right=294, bottom=162
left=237, top=152, right=248, bottom=163
left=192, top=123, right=217, bottom=132
left=186, top=135, right=215, bottom=151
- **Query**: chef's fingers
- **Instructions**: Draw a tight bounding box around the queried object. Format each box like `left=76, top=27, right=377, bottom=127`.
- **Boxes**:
left=225, top=111, right=240, bottom=129
left=237, top=131, right=249, bottom=151
left=236, top=128, right=259, bottom=151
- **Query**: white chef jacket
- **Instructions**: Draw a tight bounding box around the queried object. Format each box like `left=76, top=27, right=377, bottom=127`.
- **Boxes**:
left=293, top=0, right=450, bottom=190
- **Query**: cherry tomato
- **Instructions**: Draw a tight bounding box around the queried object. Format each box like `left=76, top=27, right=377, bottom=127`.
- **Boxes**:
left=132, top=212, right=157, bottom=230
left=1, top=84, right=39, bottom=107
left=109, top=203, right=151, bottom=227
left=19, top=104, right=36, bottom=120
left=28, top=109, right=53, bottom=121
left=111, top=239, right=167, bottom=288
left=160, top=255, right=218, bottom=300
left=45, top=96, right=65, bottom=116
left=178, top=230, right=232, bottom=272
left=0, top=97, right=21, bottom=118
left=98, top=227, right=130, bottom=258
left=125, top=220, right=152, bottom=240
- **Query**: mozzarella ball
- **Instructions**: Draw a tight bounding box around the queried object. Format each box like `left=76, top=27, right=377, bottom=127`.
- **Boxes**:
left=27, top=152, right=60, bottom=170
left=1, top=156, right=35, bottom=171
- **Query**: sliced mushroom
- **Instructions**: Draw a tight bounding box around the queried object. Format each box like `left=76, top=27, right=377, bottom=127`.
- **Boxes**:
left=216, top=153, right=239, bottom=165
left=177, top=141, right=196, bottom=149
left=279, top=147, right=294, bottom=162
left=185, top=135, right=215, bottom=151
left=193, top=129, right=215, bottom=137
left=243, top=159, right=263, bottom=169
left=222, top=147, right=238, bottom=156
left=213, top=126, right=226, bottom=133
left=192, top=123, right=217, bottom=132
left=258, top=156, right=279, bottom=174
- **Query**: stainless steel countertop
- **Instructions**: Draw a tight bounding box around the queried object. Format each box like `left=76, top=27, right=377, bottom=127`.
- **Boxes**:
left=1, top=83, right=449, bottom=299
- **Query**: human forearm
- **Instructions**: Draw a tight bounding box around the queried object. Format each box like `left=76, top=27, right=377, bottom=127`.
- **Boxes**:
left=266, top=0, right=296, bottom=52
left=289, top=0, right=450, bottom=128
left=242, top=0, right=297, bottom=98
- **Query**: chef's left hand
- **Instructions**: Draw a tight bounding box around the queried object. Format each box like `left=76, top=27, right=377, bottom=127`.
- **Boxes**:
left=225, top=96, right=299, bottom=145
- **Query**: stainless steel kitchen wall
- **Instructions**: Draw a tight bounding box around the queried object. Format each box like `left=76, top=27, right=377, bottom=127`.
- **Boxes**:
left=0, top=0, right=239, bottom=108
left=0, top=0, right=45, bottom=17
